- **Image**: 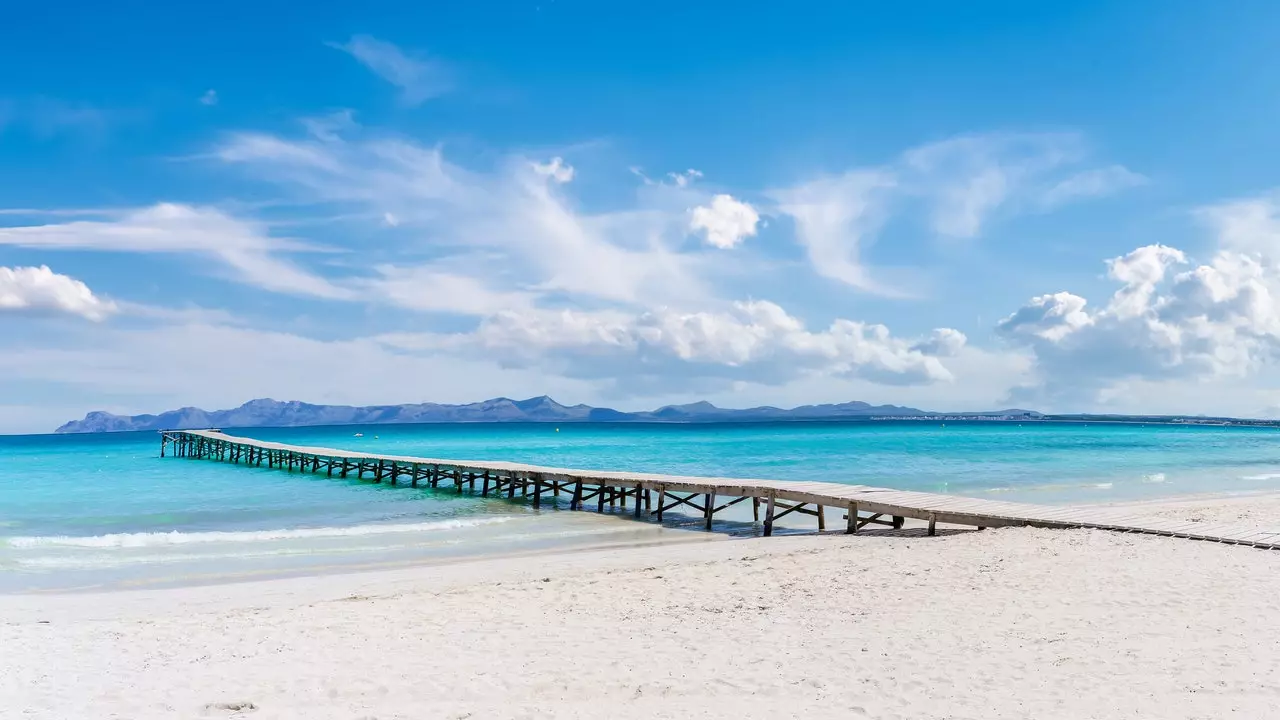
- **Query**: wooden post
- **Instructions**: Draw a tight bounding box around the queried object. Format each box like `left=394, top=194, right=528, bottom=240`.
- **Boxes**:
left=846, top=501, right=859, bottom=534
left=656, top=487, right=667, bottom=521
left=752, top=496, right=759, bottom=521
left=763, top=493, right=776, bottom=537
left=481, top=471, right=490, bottom=496
left=705, top=491, right=716, bottom=531
left=532, top=474, right=542, bottom=508
left=633, top=486, right=644, bottom=518
left=571, top=481, right=583, bottom=510
left=892, top=515, right=904, bottom=530
left=597, top=486, right=607, bottom=513
left=817, top=505, right=826, bottom=532
left=507, top=474, right=517, bottom=498
left=927, top=513, right=937, bottom=536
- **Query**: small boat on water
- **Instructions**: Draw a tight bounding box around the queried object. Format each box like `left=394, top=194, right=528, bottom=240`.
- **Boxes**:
left=353, top=433, right=364, bottom=437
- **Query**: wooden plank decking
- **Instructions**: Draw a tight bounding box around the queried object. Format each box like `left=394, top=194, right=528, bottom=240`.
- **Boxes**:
left=160, top=429, right=1280, bottom=549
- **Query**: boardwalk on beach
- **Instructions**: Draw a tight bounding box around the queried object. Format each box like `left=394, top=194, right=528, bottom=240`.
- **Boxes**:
left=161, top=429, right=1280, bottom=548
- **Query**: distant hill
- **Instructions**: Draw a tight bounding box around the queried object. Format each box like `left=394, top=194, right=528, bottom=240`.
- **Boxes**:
left=55, top=396, right=1044, bottom=433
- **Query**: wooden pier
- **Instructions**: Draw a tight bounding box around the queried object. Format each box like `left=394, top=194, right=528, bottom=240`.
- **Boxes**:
left=161, top=429, right=1280, bottom=548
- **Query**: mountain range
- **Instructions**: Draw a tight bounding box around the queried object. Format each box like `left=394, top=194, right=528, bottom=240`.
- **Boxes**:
left=55, top=397, right=1042, bottom=433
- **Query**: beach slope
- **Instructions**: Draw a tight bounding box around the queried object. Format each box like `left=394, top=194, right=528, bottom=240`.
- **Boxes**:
left=5, top=501, right=1280, bottom=720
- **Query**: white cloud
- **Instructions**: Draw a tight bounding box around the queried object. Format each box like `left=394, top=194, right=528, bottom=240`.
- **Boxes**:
left=446, top=300, right=963, bottom=389
left=363, top=264, right=535, bottom=315
left=531, top=157, right=575, bottom=183
left=768, top=132, right=1140, bottom=296
left=199, top=89, right=218, bottom=107
left=1042, top=165, right=1147, bottom=207
left=669, top=169, right=703, bottom=187
left=0, top=98, right=112, bottom=139
left=997, top=291, right=1093, bottom=342
left=903, top=132, right=1081, bottom=238
left=689, top=194, right=759, bottom=249
left=998, top=194, right=1280, bottom=404
left=329, top=35, right=451, bottom=105
left=910, top=327, right=968, bottom=357
left=0, top=265, right=116, bottom=320
left=214, top=130, right=707, bottom=308
left=0, top=204, right=350, bottom=300
left=0, top=298, right=972, bottom=432
left=769, top=170, right=901, bottom=295
left=0, top=321, right=594, bottom=431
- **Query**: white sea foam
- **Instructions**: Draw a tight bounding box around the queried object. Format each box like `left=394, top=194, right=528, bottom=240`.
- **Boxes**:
left=3, top=517, right=515, bottom=549
left=1241, top=472, right=1280, bottom=481
left=1141, top=473, right=1167, bottom=484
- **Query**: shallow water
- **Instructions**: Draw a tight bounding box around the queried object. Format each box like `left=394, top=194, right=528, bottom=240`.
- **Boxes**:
left=3, top=421, right=1279, bottom=591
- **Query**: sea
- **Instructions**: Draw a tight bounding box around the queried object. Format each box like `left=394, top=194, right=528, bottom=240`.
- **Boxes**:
left=3, top=420, right=1280, bottom=593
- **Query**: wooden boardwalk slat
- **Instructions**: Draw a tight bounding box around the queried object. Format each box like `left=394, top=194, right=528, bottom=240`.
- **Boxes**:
left=159, top=429, right=1279, bottom=549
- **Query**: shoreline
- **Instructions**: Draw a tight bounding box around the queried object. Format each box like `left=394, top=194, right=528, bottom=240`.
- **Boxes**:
left=4, top=491, right=1279, bottom=718
left=6, top=488, right=1279, bottom=597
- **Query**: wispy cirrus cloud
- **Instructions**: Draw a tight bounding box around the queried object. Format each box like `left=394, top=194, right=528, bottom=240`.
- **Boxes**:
left=213, top=125, right=710, bottom=309
left=0, top=204, right=351, bottom=300
left=328, top=35, right=452, bottom=105
left=0, top=97, right=114, bottom=139
left=769, top=132, right=1145, bottom=296
left=1041, top=164, right=1148, bottom=208
left=768, top=169, right=902, bottom=296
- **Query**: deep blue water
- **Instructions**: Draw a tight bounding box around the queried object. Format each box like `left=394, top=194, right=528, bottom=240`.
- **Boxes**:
left=3, top=421, right=1279, bottom=591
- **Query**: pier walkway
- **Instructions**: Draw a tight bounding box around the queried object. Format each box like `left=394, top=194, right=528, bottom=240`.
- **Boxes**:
left=162, top=430, right=1280, bottom=548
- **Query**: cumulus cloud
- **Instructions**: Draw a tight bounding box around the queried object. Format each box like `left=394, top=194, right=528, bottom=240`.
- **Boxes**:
left=0, top=265, right=116, bottom=320
left=910, top=328, right=967, bottom=357
left=997, top=291, right=1093, bottom=342
left=328, top=35, right=451, bottom=105
left=689, top=194, right=759, bottom=249
left=445, top=300, right=962, bottom=389
left=999, top=194, right=1280, bottom=403
left=0, top=204, right=350, bottom=299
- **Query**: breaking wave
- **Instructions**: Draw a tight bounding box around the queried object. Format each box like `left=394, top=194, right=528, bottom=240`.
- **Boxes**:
left=3, top=516, right=515, bottom=549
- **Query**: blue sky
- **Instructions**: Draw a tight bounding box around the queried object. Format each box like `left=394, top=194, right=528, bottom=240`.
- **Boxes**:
left=5, top=0, right=1280, bottom=432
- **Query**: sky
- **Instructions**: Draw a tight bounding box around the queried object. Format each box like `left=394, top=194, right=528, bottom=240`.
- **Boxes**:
left=5, top=0, right=1280, bottom=432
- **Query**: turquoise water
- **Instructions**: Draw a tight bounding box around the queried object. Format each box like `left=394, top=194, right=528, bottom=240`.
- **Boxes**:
left=3, top=421, right=1280, bottom=591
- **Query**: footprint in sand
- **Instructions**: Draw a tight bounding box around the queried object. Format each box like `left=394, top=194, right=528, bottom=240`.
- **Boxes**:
left=203, top=701, right=258, bottom=715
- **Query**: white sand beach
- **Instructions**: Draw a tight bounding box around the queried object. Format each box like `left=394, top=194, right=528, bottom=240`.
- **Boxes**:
left=5, top=493, right=1280, bottom=720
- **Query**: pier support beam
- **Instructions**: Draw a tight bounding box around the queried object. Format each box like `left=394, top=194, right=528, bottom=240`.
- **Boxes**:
left=763, top=493, right=776, bottom=537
